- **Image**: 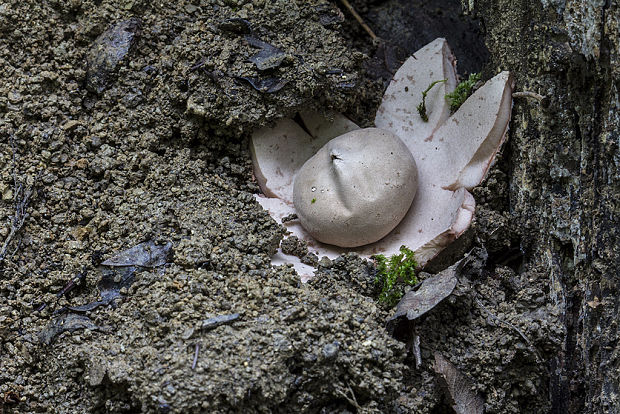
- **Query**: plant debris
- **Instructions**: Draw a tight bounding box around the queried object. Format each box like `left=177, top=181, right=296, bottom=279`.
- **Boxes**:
left=0, top=137, right=38, bottom=265
left=433, top=352, right=484, bottom=414
left=313, top=4, right=345, bottom=27
left=101, top=240, right=172, bottom=268
left=246, top=37, right=287, bottom=71
left=388, top=263, right=459, bottom=323
left=67, top=266, right=137, bottom=313
left=35, top=270, right=87, bottom=312
left=217, top=18, right=252, bottom=35
left=38, top=314, right=107, bottom=345
left=86, top=18, right=142, bottom=95
left=237, top=76, right=288, bottom=93
left=201, top=313, right=241, bottom=331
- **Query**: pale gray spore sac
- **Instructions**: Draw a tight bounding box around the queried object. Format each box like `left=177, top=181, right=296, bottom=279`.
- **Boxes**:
left=293, top=128, right=418, bottom=248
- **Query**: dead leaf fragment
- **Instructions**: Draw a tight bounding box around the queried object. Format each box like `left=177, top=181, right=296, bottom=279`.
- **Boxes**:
left=246, top=37, right=287, bottom=71
left=202, top=313, right=240, bottom=331
left=434, top=352, right=484, bottom=414
left=389, top=264, right=458, bottom=323
left=101, top=240, right=172, bottom=268
left=237, top=76, right=288, bottom=93
left=38, top=314, right=107, bottom=345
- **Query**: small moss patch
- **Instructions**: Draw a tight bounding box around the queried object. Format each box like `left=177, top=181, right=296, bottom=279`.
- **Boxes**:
left=373, top=246, right=418, bottom=307
left=445, top=72, right=481, bottom=112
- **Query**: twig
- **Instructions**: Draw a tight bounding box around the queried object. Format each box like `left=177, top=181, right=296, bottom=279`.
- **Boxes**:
left=339, top=0, right=377, bottom=41
left=35, top=270, right=88, bottom=312
left=475, top=296, right=547, bottom=372
left=335, top=381, right=361, bottom=411
left=192, top=343, right=200, bottom=370
left=56, top=270, right=87, bottom=299
left=512, top=91, right=545, bottom=102
left=412, top=334, right=422, bottom=369
left=0, top=136, right=37, bottom=264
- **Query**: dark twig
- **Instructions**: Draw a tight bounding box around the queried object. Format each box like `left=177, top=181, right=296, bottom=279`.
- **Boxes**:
left=0, top=136, right=38, bottom=264
left=335, top=381, right=361, bottom=411
left=339, top=0, right=377, bottom=41
left=412, top=334, right=422, bottom=369
left=56, top=270, right=87, bottom=299
left=192, top=343, right=200, bottom=370
left=35, top=269, right=88, bottom=312
left=512, top=91, right=545, bottom=101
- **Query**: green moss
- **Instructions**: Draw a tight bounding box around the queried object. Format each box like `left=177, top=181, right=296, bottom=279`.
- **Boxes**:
left=373, top=246, right=418, bottom=307
left=416, top=79, right=447, bottom=122
left=445, top=72, right=481, bottom=112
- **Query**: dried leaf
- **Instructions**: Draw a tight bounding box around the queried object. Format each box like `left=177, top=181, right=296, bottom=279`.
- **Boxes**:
left=67, top=266, right=137, bottom=312
left=202, top=313, right=240, bottom=331
left=237, top=76, right=287, bottom=93
left=101, top=240, right=172, bottom=267
left=218, top=18, right=252, bottom=34
left=313, top=4, right=345, bottom=27
left=389, top=263, right=459, bottom=322
left=434, top=352, right=484, bottom=414
left=86, top=18, right=142, bottom=94
left=38, top=314, right=107, bottom=345
left=246, top=36, right=287, bottom=71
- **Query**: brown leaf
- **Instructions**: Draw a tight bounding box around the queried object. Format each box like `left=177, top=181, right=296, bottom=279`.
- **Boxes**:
left=433, top=352, right=484, bottom=414
left=389, top=263, right=459, bottom=322
left=101, top=240, right=172, bottom=268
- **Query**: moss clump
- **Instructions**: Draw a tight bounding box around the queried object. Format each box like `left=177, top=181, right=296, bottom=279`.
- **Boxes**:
left=445, top=72, right=481, bottom=112
left=373, top=246, right=418, bottom=307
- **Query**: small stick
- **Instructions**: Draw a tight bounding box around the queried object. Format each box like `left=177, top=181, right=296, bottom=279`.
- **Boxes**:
left=335, top=382, right=361, bottom=411
left=512, top=91, right=545, bottom=102
left=412, top=334, right=422, bottom=369
left=56, top=271, right=87, bottom=299
left=192, top=343, right=200, bottom=370
left=0, top=136, right=37, bottom=263
left=339, top=0, right=377, bottom=41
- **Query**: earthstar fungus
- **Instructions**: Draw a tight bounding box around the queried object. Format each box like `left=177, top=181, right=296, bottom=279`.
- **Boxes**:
left=293, top=128, right=418, bottom=248
left=251, top=38, right=514, bottom=279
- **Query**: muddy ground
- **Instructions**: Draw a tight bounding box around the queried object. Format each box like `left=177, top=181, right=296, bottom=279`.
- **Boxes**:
left=0, top=1, right=565, bottom=413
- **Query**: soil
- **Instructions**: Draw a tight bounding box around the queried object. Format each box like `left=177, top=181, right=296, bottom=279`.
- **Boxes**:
left=0, top=1, right=567, bottom=413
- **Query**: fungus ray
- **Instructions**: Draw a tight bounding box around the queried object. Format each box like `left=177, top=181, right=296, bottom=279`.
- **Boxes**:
left=436, top=71, right=515, bottom=190
left=299, top=110, right=359, bottom=142
left=375, top=38, right=458, bottom=141
left=251, top=118, right=330, bottom=202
